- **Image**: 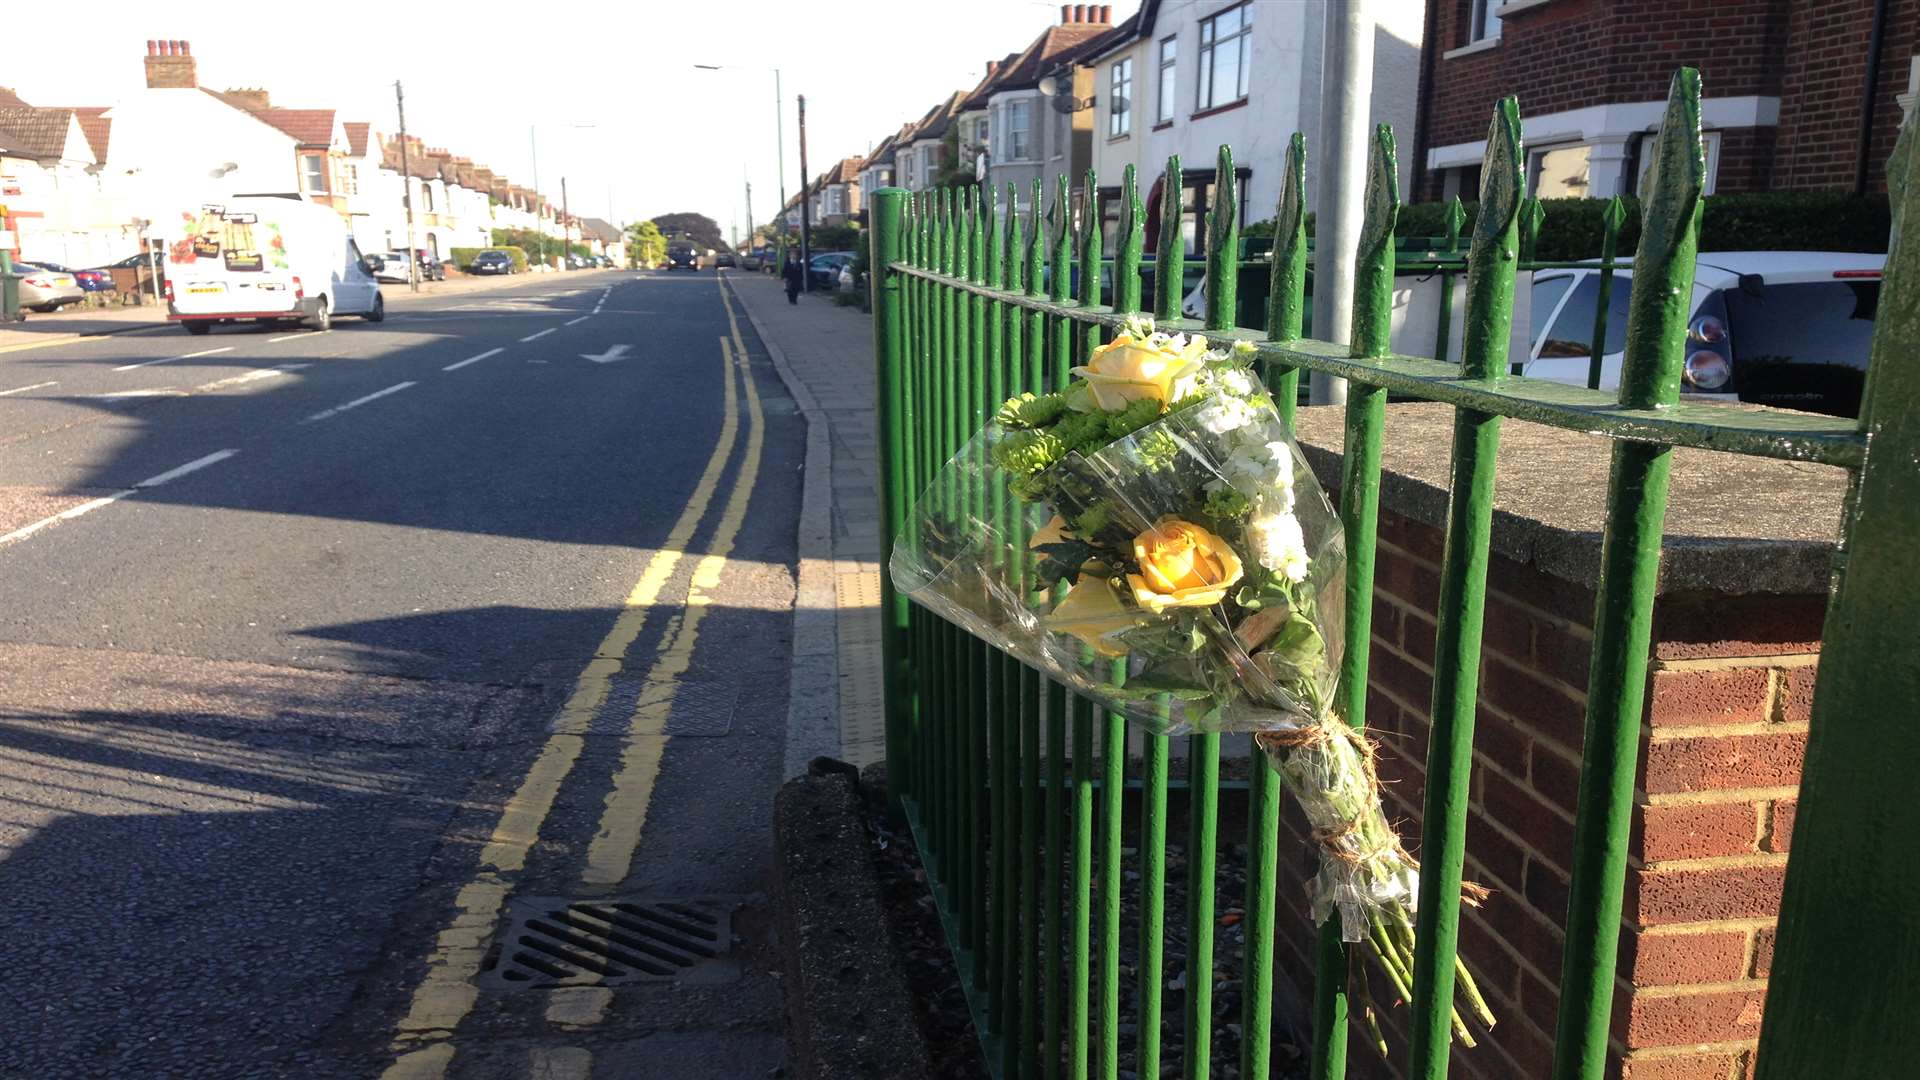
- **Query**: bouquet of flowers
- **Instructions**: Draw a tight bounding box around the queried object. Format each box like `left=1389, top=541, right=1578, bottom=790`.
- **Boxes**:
left=891, top=316, right=1494, bottom=1049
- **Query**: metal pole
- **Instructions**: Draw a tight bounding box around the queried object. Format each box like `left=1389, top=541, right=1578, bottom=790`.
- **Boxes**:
left=744, top=180, right=753, bottom=255
left=562, top=176, right=571, bottom=269
left=530, top=127, right=542, bottom=266
left=395, top=80, right=420, bottom=292
left=1310, top=0, right=1374, bottom=404
left=776, top=68, right=787, bottom=273
left=798, top=93, right=813, bottom=292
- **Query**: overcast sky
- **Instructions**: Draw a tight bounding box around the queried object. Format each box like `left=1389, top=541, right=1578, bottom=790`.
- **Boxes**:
left=5, top=0, right=1137, bottom=239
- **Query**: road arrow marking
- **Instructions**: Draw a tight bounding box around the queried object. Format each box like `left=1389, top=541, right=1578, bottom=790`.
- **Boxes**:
left=582, top=344, right=631, bottom=364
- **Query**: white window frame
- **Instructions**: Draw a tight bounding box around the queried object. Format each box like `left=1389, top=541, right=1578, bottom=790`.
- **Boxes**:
left=299, top=153, right=329, bottom=194
left=1196, top=3, right=1252, bottom=112
left=1005, top=100, right=1033, bottom=161
left=1633, top=130, right=1722, bottom=197
left=1526, top=141, right=1593, bottom=198
left=1109, top=58, right=1133, bottom=138
left=1468, top=0, right=1502, bottom=44
left=1156, top=37, right=1177, bottom=125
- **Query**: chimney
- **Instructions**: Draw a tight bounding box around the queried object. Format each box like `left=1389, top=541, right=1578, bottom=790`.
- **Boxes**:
left=223, top=87, right=271, bottom=110
left=1074, top=4, right=1088, bottom=23
left=1098, top=4, right=1112, bottom=23
left=144, top=38, right=198, bottom=89
left=986, top=59, right=1000, bottom=77
left=1061, top=4, right=1073, bottom=22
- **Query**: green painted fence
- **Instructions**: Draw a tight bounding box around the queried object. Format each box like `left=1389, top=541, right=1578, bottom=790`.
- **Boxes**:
left=867, top=69, right=1920, bottom=1080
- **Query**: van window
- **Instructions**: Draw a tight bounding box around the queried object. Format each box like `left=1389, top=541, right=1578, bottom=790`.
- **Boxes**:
left=1721, top=281, right=1879, bottom=372
left=1530, top=274, right=1574, bottom=349
left=1538, top=273, right=1631, bottom=358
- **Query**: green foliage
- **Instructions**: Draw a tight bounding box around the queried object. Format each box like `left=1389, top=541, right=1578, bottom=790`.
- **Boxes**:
left=449, top=246, right=482, bottom=271
left=1072, top=502, right=1112, bottom=538
left=492, top=228, right=552, bottom=263
left=991, top=429, right=1066, bottom=476
left=1203, top=485, right=1251, bottom=523
left=1104, top=398, right=1161, bottom=440
left=997, top=392, right=1068, bottom=429
left=1051, top=409, right=1111, bottom=454
left=626, top=221, right=667, bottom=268
left=651, top=212, right=725, bottom=252
left=1135, top=429, right=1181, bottom=471
left=809, top=222, right=862, bottom=252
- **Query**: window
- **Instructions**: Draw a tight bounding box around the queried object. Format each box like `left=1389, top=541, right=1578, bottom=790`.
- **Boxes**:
left=342, top=163, right=359, bottom=196
left=1197, top=4, right=1251, bottom=111
left=830, top=187, right=844, bottom=215
left=1634, top=131, right=1721, bottom=196
left=1529, top=144, right=1593, bottom=198
left=1005, top=100, right=1032, bottom=160
left=1156, top=38, right=1177, bottom=124
left=1468, top=0, right=1501, bottom=44
left=299, top=153, right=329, bottom=193
left=1535, top=274, right=1631, bottom=359
left=421, top=183, right=435, bottom=212
left=1109, top=58, right=1133, bottom=137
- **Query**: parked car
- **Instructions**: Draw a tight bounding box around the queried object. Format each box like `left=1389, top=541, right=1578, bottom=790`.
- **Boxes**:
left=12, top=263, right=87, bottom=311
left=1526, top=251, right=1885, bottom=417
left=30, top=261, right=113, bottom=292
left=666, top=242, right=699, bottom=271
left=742, top=252, right=764, bottom=271
left=165, top=196, right=384, bottom=333
left=714, top=252, right=737, bottom=269
left=468, top=250, right=516, bottom=275
left=808, top=251, right=854, bottom=290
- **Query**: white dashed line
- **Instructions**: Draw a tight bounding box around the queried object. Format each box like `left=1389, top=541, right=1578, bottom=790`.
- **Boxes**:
left=196, top=364, right=308, bottom=392
left=0, top=381, right=57, bottom=397
left=137, top=448, right=239, bottom=488
left=520, top=327, right=558, bottom=342
left=564, top=316, right=591, bottom=326
left=444, top=347, right=503, bottom=372
left=0, top=490, right=135, bottom=546
left=268, top=331, right=327, bottom=343
left=305, top=381, right=416, bottom=423
left=113, top=346, right=233, bottom=372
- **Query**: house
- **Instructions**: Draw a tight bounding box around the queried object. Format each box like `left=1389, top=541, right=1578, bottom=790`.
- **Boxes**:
left=953, top=55, right=1020, bottom=190
left=898, top=92, right=968, bottom=192
left=1416, top=0, right=1916, bottom=200
left=1084, top=0, right=1423, bottom=256
left=982, top=4, right=1117, bottom=213
left=579, top=217, right=624, bottom=264
left=0, top=103, right=121, bottom=267
left=211, top=87, right=352, bottom=213
left=816, top=156, right=865, bottom=225
left=857, top=125, right=912, bottom=204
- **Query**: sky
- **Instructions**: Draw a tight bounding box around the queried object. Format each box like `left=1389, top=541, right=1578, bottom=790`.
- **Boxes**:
left=3, top=0, right=1138, bottom=241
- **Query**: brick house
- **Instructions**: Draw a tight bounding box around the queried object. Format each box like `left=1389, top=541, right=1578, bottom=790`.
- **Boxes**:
left=1417, top=0, right=1920, bottom=201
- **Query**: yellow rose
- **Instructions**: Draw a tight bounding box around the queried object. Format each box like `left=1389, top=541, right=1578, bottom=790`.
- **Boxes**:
left=1127, top=518, right=1244, bottom=613
left=1046, top=572, right=1136, bottom=656
left=1070, top=332, right=1209, bottom=412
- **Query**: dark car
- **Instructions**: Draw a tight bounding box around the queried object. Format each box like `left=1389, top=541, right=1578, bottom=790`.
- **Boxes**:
left=469, top=250, right=516, bottom=275
left=808, top=251, right=854, bottom=290
left=713, top=252, right=737, bottom=269
left=31, top=261, right=113, bottom=292
left=666, top=242, right=699, bottom=271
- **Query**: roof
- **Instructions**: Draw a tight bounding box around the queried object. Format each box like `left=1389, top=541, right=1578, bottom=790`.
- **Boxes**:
left=960, top=52, right=1024, bottom=111
left=0, top=106, right=80, bottom=160
left=991, top=21, right=1114, bottom=93
left=0, top=88, right=30, bottom=107
left=344, top=121, right=370, bottom=157
left=905, top=91, right=967, bottom=145
left=580, top=217, right=622, bottom=243
left=1082, top=0, right=1158, bottom=64
left=204, top=91, right=338, bottom=146
left=860, top=124, right=911, bottom=171
left=822, top=155, right=863, bottom=186
left=68, top=107, right=110, bottom=161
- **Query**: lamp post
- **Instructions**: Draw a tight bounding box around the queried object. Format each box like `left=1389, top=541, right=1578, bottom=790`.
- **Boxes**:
left=692, top=63, right=786, bottom=270
left=529, top=122, right=595, bottom=268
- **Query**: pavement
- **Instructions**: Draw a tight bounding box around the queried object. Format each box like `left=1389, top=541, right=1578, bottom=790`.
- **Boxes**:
left=0, top=270, right=564, bottom=354
left=725, top=275, right=887, bottom=776
left=0, top=269, right=815, bottom=1079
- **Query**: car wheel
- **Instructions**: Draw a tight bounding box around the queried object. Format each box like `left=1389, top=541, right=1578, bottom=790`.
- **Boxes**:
left=364, top=294, right=386, bottom=323
left=184, top=321, right=212, bottom=336
left=306, top=297, right=331, bottom=332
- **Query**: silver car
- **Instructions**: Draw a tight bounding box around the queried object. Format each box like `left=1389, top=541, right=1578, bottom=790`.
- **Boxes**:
left=13, top=262, right=87, bottom=312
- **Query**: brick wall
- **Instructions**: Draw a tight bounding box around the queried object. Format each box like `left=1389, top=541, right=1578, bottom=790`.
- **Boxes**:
left=1418, top=0, right=1914, bottom=198
left=1267, top=506, right=1818, bottom=1079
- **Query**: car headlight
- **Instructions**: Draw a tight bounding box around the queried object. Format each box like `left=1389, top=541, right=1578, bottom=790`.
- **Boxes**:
left=1683, top=350, right=1732, bottom=391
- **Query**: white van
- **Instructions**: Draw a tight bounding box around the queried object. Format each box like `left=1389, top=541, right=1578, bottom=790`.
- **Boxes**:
left=165, top=195, right=384, bottom=335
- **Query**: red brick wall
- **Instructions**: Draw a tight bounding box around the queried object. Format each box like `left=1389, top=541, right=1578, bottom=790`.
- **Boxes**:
left=1269, top=507, right=1819, bottom=1079
left=1418, top=0, right=1914, bottom=197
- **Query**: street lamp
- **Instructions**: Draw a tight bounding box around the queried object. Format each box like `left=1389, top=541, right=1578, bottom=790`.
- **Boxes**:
left=530, top=122, right=595, bottom=267
left=692, top=63, right=786, bottom=270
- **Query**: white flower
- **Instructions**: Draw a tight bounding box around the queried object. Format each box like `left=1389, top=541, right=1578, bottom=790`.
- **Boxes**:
left=1218, top=369, right=1254, bottom=397
left=1199, top=394, right=1258, bottom=435
left=1248, top=511, right=1311, bottom=582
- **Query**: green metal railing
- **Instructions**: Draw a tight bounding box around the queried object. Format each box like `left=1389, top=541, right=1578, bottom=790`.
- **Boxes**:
left=868, top=69, right=1919, bottom=1080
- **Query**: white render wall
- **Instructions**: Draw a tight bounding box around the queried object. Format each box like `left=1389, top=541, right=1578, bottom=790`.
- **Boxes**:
left=102, top=87, right=302, bottom=241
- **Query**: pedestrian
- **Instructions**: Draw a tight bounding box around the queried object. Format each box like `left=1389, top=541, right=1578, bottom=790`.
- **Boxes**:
left=783, top=254, right=804, bottom=305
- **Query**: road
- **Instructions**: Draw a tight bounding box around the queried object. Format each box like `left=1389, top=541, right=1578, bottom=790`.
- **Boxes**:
left=0, top=271, right=804, bottom=1079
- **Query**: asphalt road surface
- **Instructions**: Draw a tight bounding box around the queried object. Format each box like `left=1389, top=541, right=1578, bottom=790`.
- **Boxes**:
left=0, top=271, right=805, bottom=1079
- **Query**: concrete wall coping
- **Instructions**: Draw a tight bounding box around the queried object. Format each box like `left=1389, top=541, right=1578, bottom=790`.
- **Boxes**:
left=1290, top=401, right=1846, bottom=597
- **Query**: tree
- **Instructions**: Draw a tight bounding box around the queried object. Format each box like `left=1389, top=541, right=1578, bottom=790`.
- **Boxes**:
left=626, top=221, right=667, bottom=268
left=650, top=212, right=725, bottom=253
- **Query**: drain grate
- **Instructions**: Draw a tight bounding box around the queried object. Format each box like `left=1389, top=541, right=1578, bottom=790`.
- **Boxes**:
left=481, top=896, right=736, bottom=988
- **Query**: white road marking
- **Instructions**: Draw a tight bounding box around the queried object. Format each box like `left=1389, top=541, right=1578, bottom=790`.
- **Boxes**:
left=113, top=346, right=234, bottom=372
left=519, top=327, right=557, bottom=342
left=0, top=490, right=135, bottom=546
left=443, top=347, right=503, bottom=372
left=564, top=316, right=591, bottom=326
left=137, top=448, right=239, bottom=488
left=0, top=381, right=57, bottom=397
left=196, top=364, right=308, bottom=391
left=93, top=389, right=183, bottom=400
left=305, top=381, right=417, bottom=423
left=268, top=330, right=327, bottom=343
left=581, top=344, right=631, bottom=364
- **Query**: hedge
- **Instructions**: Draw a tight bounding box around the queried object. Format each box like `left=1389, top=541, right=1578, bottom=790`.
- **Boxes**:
left=1248, top=192, right=1891, bottom=260
left=450, top=245, right=528, bottom=273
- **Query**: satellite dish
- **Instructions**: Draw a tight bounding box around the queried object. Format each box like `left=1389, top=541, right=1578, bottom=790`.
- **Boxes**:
left=1050, top=90, right=1080, bottom=115
left=1044, top=72, right=1085, bottom=114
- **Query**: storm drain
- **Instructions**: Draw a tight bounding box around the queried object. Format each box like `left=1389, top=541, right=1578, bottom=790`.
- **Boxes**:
left=481, top=896, right=736, bottom=988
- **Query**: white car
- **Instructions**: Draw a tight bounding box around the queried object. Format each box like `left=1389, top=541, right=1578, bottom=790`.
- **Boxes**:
left=166, top=195, right=384, bottom=333
left=1527, top=251, right=1883, bottom=415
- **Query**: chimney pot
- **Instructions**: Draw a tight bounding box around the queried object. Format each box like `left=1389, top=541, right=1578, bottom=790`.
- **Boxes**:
left=146, top=40, right=157, bottom=55
left=1061, top=4, right=1072, bottom=22
left=1100, top=4, right=1111, bottom=22
left=1074, top=4, right=1087, bottom=23
left=181, top=41, right=191, bottom=55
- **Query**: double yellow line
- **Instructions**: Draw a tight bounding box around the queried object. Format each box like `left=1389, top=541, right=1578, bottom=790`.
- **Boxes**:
left=381, top=277, right=766, bottom=1079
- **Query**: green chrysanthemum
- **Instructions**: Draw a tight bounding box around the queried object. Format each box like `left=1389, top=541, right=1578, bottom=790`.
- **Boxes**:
left=992, top=428, right=1066, bottom=476
left=1204, top=485, right=1252, bottom=522
left=1105, top=397, right=1161, bottom=440
left=1053, top=409, right=1113, bottom=454
left=996, top=392, right=1068, bottom=429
